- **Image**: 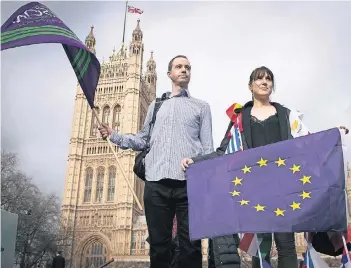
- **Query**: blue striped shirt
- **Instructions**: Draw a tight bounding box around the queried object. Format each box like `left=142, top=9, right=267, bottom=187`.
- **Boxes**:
left=109, top=89, right=214, bottom=181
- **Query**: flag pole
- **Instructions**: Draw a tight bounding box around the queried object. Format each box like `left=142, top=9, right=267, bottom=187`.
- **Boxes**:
left=92, top=108, right=143, bottom=211
left=121, top=0, right=128, bottom=50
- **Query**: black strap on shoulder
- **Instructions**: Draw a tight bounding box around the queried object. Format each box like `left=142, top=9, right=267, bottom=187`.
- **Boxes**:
left=225, top=120, right=235, bottom=137
left=145, top=98, right=164, bottom=148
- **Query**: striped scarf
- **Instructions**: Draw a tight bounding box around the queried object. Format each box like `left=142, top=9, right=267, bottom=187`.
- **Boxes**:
left=224, top=104, right=310, bottom=258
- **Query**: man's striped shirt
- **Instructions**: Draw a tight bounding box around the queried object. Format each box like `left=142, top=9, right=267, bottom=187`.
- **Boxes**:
left=110, top=89, right=214, bottom=181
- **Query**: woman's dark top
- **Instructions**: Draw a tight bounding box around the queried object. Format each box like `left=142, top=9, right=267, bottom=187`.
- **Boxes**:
left=250, top=113, right=281, bottom=149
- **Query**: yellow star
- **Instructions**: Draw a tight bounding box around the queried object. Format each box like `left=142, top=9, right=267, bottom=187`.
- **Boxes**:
left=274, top=208, right=285, bottom=216
left=238, top=199, right=249, bottom=205
left=254, top=204, right=266, bottom=212
left=275, top=157, right=286, bottom=167
left=230, top=190, right=240, bottom=197
left=290, top=164, right=301, bottom=174
left=299, top=175, right=311, bottom=185
left=257, top=158, right=268, bottom=167
left=299, top=191, right=311, bottom=199
left=290, top=201, right=301, bottom=211
left=232, top=177, right=243, bottom=186
left=242, top=165, right=251, bottom=174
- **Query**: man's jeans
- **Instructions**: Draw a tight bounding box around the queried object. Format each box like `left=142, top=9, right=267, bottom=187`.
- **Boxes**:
left=252, top=233, right=298, bottom=268
left=144, top=179, right=202, bottom=268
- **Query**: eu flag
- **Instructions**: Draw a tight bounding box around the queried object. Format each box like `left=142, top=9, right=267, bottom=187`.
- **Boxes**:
left=186, top=128, right=347, bottom=240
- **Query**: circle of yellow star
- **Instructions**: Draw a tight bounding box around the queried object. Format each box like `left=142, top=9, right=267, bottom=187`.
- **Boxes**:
left=238, top=199, right=249, bottom=206
left=299, top=191, right=311, bottom=199
left=274, top=208, right=285, bottom=216
left=242, top=165, right=251, bottom=174
left=254, top=204, right=266, bottom=212
left=257, top=157, right=268, bottom=167
left=275, top=157, right=286, bottom=167
left=290, top=201, right=301, bottom=211
left=299, top=175, right=311, bottom=185
left=232, top=177, right=243, bottom=186
left=290, top=164, right=301, bottom=174
left=230, top=190, right=240, bottom=197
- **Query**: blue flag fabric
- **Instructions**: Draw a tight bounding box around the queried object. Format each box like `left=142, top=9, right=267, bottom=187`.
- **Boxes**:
left=1, top=2, right=100, bottom=108
left=186, top=128, right=347, bottom=240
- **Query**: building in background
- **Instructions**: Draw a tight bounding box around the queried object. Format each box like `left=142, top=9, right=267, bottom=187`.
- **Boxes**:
left=60, top=20, right=156, bottom=267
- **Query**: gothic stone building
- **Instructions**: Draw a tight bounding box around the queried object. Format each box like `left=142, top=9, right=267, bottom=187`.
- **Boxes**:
left=60, top=20, right=156, bottom=268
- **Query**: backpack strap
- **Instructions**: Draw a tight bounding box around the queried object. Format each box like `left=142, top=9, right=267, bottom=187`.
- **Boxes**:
left=145, top=98, right=164, bottom=148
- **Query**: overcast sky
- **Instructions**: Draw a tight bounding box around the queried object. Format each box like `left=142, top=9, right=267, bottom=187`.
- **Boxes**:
left=1, top=1, right=351, bottom=198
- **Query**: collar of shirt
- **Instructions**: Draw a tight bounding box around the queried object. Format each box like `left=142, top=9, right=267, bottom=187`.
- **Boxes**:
left=163, top=88, right=190, bottom=99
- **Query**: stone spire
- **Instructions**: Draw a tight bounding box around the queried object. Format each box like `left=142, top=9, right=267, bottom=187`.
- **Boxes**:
left=144, top=51, right=157, bottom=100
left=129, top=19, right=143, bottom=56
left=85, top=25, right=96, bottom=55
left=145, top=51, right=157, bottom=85
left=132, top=19, right=143, bottom=41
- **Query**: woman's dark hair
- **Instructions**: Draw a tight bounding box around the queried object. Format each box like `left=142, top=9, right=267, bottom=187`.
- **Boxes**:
left=248, top=66, right=275, bottom=91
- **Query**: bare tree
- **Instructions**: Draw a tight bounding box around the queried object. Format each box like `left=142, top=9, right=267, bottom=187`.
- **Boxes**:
left=1, top=151, right=70, bottom=268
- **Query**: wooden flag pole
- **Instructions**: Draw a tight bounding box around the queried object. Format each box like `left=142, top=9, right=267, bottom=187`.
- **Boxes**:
left=92, top=109, right=143, bottom=211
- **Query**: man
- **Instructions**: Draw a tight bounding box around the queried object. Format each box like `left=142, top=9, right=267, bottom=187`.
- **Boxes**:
left=146, top=217, right=178, bottom=268
left=52, top=251, right=65, bottom=268
left=99, top=55, right=214, bottom=268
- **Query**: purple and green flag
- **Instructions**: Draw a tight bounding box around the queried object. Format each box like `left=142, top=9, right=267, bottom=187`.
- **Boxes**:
left=186, top=128, right=347, bottom=240
left=1, top=1, right=100, bottom=108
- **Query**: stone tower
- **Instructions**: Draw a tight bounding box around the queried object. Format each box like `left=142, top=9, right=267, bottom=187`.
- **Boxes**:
left=60, top=20, right=156, bottom=268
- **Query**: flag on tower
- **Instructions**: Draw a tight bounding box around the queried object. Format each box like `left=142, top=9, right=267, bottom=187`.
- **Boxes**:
left=128, top=5, right=143, bottom=14
left=186, top=128, right=347, bottom=240
left=1, top=1, right=100, bottom=108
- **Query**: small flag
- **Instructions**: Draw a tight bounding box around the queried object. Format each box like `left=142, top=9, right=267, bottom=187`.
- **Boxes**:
left=340, top=231, right=351, bottom=268
left=186, top=128, right=347, bottom=240
left=128, top=5, right=143, bottom=14
left=1, top=2, right=100, bottom=108
left=226, top=102, right=242, bottom=122
left=306, top=245, right=330, bottom=268
left=302, top=248, right=314, bottom=268
left=239, top=233, right=271, bottom=258
left=341, top=250, right=351, bottom=267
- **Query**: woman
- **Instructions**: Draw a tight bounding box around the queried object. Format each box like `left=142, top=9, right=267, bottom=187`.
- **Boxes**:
left=181, top=66, right=349, bottom=268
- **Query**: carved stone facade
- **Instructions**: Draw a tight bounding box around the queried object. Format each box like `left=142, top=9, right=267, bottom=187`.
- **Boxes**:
left=60, top=20, right=156, bottom=268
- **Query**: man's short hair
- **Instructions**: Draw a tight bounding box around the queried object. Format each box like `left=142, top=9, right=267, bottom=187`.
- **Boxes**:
left=168, top=55, right=188, bottom=72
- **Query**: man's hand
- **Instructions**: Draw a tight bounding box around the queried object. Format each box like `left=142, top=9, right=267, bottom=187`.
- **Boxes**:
left=181, top=158, right=194, bottom=170
left=98, top=123, right=113, bottom=139
left=339, top=126, right=349, bottom=135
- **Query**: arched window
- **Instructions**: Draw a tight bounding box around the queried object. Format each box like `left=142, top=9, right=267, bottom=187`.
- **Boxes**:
left=107, top=166, right=116, bottom=201
left=131, top=231, right=137, bottom=255
left=95, top=167, right=104, bottom=202
left=90, top=107, right=100, bottom=137
left=112, top=105, right=121, bottom=131
left=102, top=106, right=110, bottom=124
left=82, top=242, right=107, bottom=268
left=84, top=168, right=93, bottom=202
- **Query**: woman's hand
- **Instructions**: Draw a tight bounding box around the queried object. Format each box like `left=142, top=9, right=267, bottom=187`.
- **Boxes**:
left=181, top=158, right=194, bottom=171
left=339, top=126, right=349, bottom=135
